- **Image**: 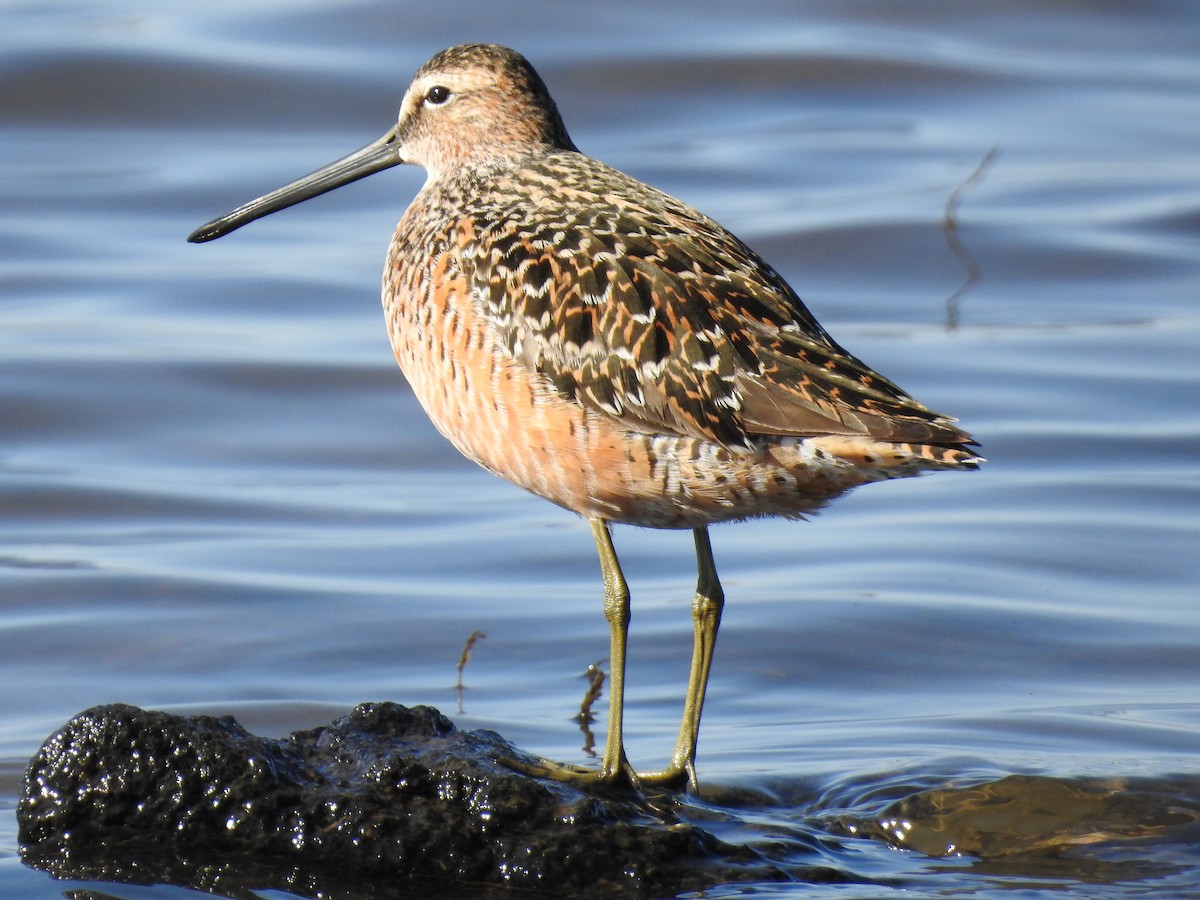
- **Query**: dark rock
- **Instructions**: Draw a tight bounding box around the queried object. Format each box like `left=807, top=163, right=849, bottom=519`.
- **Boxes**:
left=18, top=702, right=819, bottom=897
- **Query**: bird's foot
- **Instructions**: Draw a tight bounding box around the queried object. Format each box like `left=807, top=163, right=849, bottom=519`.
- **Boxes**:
left=631, top=762, right=693, bottom=793
left=501, top=753, right=691, bottom=793
left=500, top=754, right=634, bottom=790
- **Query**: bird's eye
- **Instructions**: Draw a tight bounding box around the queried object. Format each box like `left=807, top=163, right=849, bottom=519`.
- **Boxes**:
left=424, top=85, right=452, bottom=106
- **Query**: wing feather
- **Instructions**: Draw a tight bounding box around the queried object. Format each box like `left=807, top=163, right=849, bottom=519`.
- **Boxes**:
left=465, top=153, right=973, bottom=450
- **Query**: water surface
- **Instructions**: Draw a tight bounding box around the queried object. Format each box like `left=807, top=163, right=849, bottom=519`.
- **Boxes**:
left=2, top=1, right=1199, bottom=897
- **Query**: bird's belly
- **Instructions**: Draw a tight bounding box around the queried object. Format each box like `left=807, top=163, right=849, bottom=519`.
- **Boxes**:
left=385, top=290, right=891, bottom=529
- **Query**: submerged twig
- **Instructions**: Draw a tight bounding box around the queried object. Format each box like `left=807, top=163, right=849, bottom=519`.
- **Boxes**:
left=942, top=146, right=998, bottom=330
left=455, top=630, right=487, bottom=713
left=574, top=660, right=607, bottom=757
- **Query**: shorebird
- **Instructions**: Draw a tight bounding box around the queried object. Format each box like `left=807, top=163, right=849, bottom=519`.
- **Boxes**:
left=189, top=43, right=980, bottom=791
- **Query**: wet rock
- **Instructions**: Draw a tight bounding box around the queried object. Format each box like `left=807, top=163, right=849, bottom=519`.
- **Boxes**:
left=18, top=702, right=811, bottom=897
left=858, top=773, right=1200, bottom=858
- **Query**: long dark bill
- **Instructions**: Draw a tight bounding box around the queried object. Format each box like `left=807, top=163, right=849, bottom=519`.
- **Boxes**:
left=187, top=125, right=403, bottom=243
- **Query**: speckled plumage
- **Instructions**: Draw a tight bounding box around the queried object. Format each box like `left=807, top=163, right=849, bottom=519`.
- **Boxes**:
left=383, top=46, right=977, bottom=531
left=190, top=43, right=980, bottom=788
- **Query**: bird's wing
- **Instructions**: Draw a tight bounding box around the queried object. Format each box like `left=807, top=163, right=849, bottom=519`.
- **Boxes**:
left=465, top=156, right=972, bottom=450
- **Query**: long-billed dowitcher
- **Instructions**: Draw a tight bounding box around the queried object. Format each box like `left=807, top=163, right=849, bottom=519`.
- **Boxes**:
left=189, top=43, right=980, bottom=790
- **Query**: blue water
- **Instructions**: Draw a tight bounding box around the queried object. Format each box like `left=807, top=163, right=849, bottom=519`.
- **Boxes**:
left=3, top=1, right=1199, bottom=897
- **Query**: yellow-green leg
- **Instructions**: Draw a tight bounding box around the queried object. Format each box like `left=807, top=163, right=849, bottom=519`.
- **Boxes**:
left=503, top=522, right=722, bottom=792
left=589, top=518, right=639, bottom=785
left=502, top=518, right=639, bottom=787
left=640, top=527, right=724, bottom=791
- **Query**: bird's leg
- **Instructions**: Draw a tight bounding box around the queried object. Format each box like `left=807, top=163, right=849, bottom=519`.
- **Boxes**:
left=675, top=527, right=725, bottom=788
left=502, top=523, right=721, bottom=793
left=639, top=527, right=724, bottom=791
left=500, top=519, right=639, bottom=788
left=590, top=518, right=638, bottom=785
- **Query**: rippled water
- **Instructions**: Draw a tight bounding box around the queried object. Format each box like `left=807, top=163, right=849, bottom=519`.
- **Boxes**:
left=3, top=1, right=1199, bottom=897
